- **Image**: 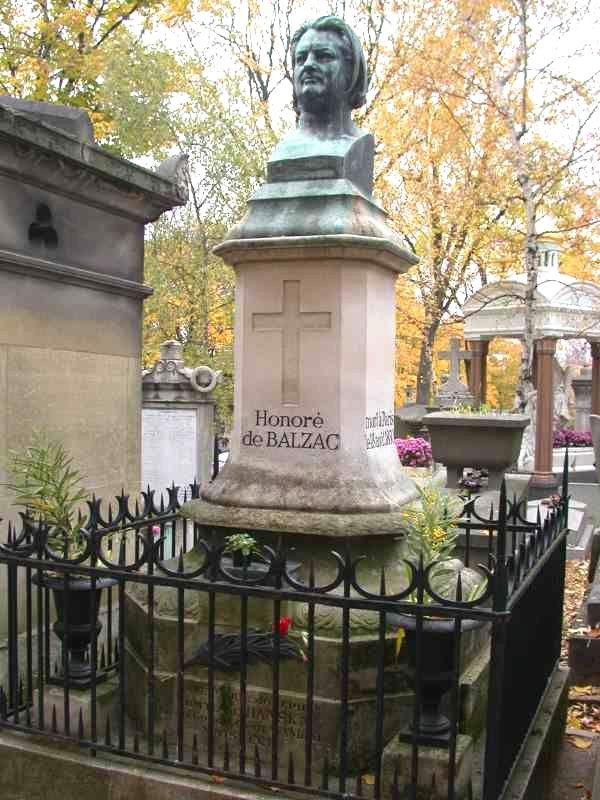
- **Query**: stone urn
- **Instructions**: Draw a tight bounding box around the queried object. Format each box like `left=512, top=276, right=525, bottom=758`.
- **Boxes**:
left=590, top=414, right=600, bottom=483
left=35, top=574, right=117, bottom=688
left=424, top=411, right=530, bottom=489
left=388, top=612, right=485, bottom=740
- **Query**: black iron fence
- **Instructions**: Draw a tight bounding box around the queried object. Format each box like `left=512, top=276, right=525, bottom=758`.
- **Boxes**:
left=0, top=466, right=569, bottom=800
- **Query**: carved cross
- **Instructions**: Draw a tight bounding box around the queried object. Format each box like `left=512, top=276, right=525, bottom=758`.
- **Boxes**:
left=439, top=338, right=472, bottom=383
left=252, top=280, right=331, bottom=405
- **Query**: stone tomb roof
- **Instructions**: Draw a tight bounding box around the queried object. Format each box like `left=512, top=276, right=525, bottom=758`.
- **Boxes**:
left=463, top=239, right=600, bottom=342
left=0, top=97, right=188, bottom=222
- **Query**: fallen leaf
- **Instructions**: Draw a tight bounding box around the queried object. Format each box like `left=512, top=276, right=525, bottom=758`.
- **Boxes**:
left=211, top=775, right=226, bottom=784
left=363, top=774, right=375, bottom=786
left=567, top=736, right=593, bottom=750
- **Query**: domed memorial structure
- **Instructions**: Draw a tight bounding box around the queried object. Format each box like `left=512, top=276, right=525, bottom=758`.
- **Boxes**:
left=125, top=15, right=420, bottom=774
left=463, top=233, right=600, bottom=494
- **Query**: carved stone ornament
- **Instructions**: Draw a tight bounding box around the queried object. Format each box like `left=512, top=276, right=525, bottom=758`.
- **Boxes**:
left=142, top=339, right=222, bottom=403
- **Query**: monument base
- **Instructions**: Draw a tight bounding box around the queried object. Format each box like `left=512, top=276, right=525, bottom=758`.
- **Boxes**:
left=381, top=735, right=473, bottom=800
left=181, top=497, right=417, bottom=538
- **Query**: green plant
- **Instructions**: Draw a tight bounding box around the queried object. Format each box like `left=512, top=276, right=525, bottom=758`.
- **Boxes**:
left=401, top=484, right=484, bottom=605
left=223, top=532, right=261, bottom=559
left=3, top=432, right=89, bottom=559
left=402, top=484, right=462, bottom=567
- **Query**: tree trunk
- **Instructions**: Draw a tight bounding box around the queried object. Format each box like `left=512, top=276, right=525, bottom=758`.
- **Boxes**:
left=416, top=322, right=440, bottom=405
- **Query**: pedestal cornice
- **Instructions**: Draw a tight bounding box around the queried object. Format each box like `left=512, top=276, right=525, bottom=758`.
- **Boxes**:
left=214, top=234, right=418, bottom=274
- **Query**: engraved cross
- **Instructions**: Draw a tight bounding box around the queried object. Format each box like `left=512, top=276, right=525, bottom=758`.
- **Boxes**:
left=252, top=280, right=331, bottom=405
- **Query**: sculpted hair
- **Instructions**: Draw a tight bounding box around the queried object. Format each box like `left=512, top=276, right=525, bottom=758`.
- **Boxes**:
left=291, top=15, right=368, bottom=111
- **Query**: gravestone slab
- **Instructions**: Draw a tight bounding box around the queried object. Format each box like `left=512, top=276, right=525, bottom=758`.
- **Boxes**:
left=142, top=408, right=197, bottom=492
left=142, top=340, right=221, bottom=491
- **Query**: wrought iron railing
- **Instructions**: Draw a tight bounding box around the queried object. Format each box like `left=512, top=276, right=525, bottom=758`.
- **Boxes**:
left=0, top=463, right=569, bottom=800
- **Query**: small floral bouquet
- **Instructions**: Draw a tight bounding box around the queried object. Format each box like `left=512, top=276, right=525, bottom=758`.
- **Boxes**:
left=395, top=437, right=433, bottom=468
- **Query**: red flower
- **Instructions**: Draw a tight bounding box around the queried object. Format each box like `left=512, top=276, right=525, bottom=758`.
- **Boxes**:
left=273, top=617, right=292, bottom=637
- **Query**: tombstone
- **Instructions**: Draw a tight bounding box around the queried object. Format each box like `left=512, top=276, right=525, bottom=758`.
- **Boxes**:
left=435, top=338, right=474, bottom=408
left=0, top=98, right=186, bottom=637
left=572, top=369, right=592, bottom=433
left=124, top=15, right=423, bottom=777
left=141, top=340, right=221, bottom=494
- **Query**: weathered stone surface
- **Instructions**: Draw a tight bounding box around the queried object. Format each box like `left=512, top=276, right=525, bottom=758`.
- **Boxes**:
left=0, top=97, right=96, bottom=143
left=182, top=497, right=415, bottom=537
left=199, top=243, right=417, bottom=513
left=0, top=101, right=185, bottom=640
left=382, top=735, right=474, bottom=800
left=0, top=728, right=278, bottom=800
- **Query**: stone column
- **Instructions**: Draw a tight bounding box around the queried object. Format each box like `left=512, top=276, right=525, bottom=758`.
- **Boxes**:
left=531, top=337, right=558, bottom=496
left=590, top=341, right=600, bottom=415
left=467, top=340, right=489, bottom=406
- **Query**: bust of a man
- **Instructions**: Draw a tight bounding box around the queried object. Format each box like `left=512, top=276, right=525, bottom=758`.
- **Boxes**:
left=268, top=16, right=374, bottom=196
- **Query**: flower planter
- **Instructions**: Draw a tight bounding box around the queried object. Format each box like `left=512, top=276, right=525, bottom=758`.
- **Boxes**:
left=424, top=412, right=530, bottom=490
left=34, top=574, right=117, bottom=688
left=388, top=612, right=485, bottom=741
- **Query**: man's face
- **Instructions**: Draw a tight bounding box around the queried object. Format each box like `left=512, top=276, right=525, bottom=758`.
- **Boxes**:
left=293, top=29, right=349, bottom=114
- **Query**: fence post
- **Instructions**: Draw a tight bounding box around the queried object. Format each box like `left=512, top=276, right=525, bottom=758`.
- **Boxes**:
left=482, top=480, right=510, bottom=800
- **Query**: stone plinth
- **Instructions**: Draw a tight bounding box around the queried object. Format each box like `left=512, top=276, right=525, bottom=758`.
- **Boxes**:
left=572, top=371, right=592, bottom=433
left=201, top=237, right=418, bottom=514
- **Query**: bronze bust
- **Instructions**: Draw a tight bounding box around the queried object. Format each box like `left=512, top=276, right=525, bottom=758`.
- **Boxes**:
left=268, top=16, right=373, bottom=196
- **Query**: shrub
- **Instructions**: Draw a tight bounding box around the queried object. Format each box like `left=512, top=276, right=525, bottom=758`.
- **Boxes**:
left=552, top=428, right=592, bottom=448
left=395, top=437, right=433, bottom=468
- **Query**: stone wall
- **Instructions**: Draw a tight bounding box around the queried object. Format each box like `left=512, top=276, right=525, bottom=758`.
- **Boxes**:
left=0, top=98, right=186, bottom=637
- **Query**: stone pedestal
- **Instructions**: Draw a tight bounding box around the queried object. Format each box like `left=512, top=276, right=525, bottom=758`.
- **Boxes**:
left=201, top=238, right=417, bottom=513
left=572, top=369, right=592, bottom=433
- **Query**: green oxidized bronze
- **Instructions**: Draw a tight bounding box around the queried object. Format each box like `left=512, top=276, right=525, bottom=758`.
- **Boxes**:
left=219, top=16, right=416, bottom=257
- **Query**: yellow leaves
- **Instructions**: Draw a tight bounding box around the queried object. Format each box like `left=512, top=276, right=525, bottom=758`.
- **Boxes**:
left=395, top=627, right=405, bottom=659
left=567, top=735, right=593, bottom=750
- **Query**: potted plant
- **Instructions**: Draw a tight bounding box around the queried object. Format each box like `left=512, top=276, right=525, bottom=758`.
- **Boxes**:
left=3, top=432, right=116, bottom=687
left=424, top=404, right=529, bottom=489
left=395, top=436, right=434, bottom=481
left=389, top=484, right=487, bottom=740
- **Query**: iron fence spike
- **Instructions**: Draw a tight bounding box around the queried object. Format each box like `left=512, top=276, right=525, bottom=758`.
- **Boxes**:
left=192, top=733, right=199, bottom=765
left=78, top=708, right=84, bottom=739
left=254, top=744, right=261, bottom=777
left=321, top=754, right=329, bottom=790
left=134, top=732, right=140, bottom=754
left=105, top=715, right=111, bottom=746
left=224, top=736, right=230, bottom=770
left=288, top=751, right=295, bottom=784
left=162, top=729, right=169, bottom=759
left=51, top=704, right=57, bottom=733
left=356, top=771, right=363, bottom=797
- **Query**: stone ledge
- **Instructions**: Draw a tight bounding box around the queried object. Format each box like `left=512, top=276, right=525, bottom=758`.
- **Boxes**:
left=0, top=248, right=153, bottom=299
left=0, top=728, right=278, bottom=800
left=181, top=497, right=414, bottom=538
left=214, top=234, right=418, bottom=273
left=496, top=666, right=569, bottom=800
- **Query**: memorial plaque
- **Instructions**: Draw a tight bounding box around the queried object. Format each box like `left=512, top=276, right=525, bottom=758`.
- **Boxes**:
left=142, top=408, right=197, bottom=493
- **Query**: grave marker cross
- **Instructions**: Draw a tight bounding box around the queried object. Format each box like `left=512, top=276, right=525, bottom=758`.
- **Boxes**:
left=439, top=338, right=472, bottom=384
left=252, top=280, right=331, bottom=405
